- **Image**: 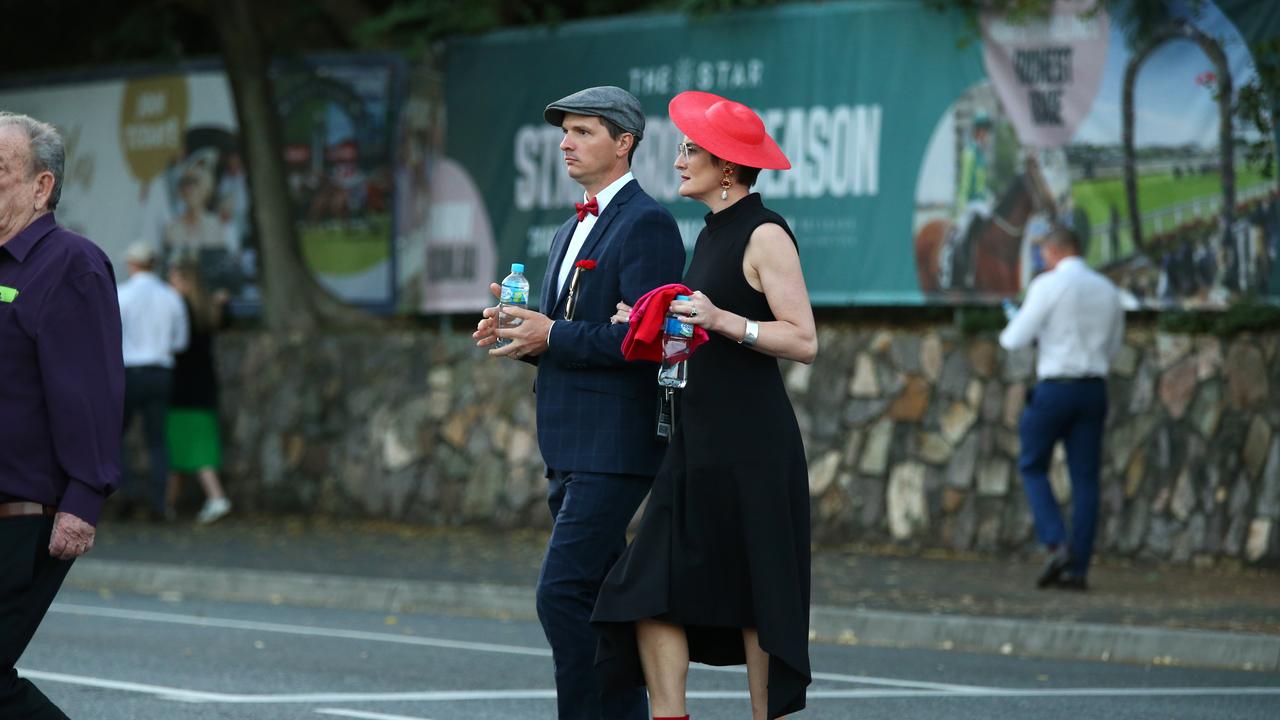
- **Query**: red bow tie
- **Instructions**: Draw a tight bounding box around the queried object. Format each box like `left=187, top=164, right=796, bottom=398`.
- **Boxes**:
left=575, top=197, right=599, bottom=222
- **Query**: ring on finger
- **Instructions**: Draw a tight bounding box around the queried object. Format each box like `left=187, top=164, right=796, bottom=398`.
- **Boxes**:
left=691, top=309, right=698, bottom=317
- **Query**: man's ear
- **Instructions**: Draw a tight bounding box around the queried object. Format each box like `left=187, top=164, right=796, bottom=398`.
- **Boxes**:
left=33, top=171, right=55, bottom=211
left=616, top=133, right=634, bottom=159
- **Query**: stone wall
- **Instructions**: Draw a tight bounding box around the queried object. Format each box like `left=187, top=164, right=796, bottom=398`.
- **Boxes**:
left=215, top=325, right=1280, bottom=565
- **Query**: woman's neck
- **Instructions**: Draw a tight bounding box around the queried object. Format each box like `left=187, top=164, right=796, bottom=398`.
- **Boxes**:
left=700, top=187, right=749, bottom=214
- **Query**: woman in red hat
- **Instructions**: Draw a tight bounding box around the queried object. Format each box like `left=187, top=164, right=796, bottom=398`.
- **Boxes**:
left=593, top=91, right=817, bottom=720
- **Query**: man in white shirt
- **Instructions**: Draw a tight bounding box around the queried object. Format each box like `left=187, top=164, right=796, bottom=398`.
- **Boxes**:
left=117, top=242, right=189, bottom=520
left=1000, top=225, right=1123, bottom=591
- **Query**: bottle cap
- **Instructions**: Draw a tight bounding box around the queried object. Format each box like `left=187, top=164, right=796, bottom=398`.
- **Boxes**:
left=511, top=263, right=525, bottom=273
left=675, top=294, right=691, bottom=301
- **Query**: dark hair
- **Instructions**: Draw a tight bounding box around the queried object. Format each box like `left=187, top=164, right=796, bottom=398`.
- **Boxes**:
left=708, top=151, right=762, bottom=189
left=169, top=261, right=216, bottom=331
left=599, top=116, right=640, bottom=164
left=1040, top=225, right=1081, bottom=254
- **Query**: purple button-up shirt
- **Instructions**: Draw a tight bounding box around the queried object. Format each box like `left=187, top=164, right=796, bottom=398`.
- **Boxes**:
left=0, top=213, right=124, bottom=525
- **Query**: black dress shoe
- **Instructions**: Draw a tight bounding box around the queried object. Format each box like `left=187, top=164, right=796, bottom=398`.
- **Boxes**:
left=1053, top=573, right=1088, bottom=591
left=1036, top=546, right=1071, bottom=588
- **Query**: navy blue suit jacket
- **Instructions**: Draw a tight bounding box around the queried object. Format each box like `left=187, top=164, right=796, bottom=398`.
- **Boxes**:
left=531, top=179, right=685, bottom=477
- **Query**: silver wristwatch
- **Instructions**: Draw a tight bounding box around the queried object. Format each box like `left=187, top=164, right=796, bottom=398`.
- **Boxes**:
left=739, top=319, right=759, bottom=347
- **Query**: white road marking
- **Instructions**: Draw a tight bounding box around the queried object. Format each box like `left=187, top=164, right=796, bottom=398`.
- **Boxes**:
left=317, top=710, right=434, bottom=720
left=810, top=687, right=1280, bottom=698
left=18, top=672, right=564, bottom=703
left=48, top=602, right=988, bottom=691
left=18, top=669, right=1280, bottom=705
left=15, top=670, right=232, bottom=704
left=693, top=664, right=992, bottom=692
left=48, top=603, right=552, bottom=658
left=36, top=603, right=1280, bottom=709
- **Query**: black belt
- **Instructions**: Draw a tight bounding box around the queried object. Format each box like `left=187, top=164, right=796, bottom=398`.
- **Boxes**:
left=1040, top=376, right=1105, bottom=383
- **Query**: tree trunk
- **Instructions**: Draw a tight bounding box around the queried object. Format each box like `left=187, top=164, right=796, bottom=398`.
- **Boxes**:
left=206, top=0, right=372, bottom=331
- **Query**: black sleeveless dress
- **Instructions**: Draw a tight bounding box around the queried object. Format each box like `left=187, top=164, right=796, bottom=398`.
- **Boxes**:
left=592, top=193, right=811, bottom=719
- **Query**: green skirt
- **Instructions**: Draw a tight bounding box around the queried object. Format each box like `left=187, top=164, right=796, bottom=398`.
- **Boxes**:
left=166, top=408, right=222, bottom=472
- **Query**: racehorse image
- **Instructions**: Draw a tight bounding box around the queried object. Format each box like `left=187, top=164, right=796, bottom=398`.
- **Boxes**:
left=914, top=156, right=1054, bottom=297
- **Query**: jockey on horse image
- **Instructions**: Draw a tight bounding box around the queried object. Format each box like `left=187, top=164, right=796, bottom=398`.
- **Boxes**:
left=915, top=140, right=1056, bottom=299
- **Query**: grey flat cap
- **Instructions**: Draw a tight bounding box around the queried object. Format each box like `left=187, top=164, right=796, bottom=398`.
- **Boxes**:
left=544, top=86, right=645, bottom=139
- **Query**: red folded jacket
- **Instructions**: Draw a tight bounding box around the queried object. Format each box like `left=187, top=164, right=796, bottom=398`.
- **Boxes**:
left=621, top=283, right=711, bottom=362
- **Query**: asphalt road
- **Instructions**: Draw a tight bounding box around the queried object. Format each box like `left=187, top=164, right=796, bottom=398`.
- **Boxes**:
left=19, top=589, right=1280, bottom=720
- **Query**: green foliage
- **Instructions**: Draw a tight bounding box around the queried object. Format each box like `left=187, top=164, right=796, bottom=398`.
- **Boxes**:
left=960, top=298, right=1280, bottom=338
left=1157, top=298, right=1280, bottom=335
left=1107, top=0, right=1205, bottom=49
left=956, top=306, right=1009, bottom=336
left=1235, top=35, right=1279, bottom=179
left=351, top=0, right=796, bottom=49
left=1155, top=309, right=1216, bottom=334
left=353, top=1, right=510, bottom=50
left=925, top=0, right=1101, bottom=47
left=676, top=0, right=789, bottom=13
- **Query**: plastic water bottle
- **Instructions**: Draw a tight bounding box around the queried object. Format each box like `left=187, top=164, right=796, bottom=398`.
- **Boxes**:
left=497, top=263, right=529, bottom=348
left=658, top=295, right=694, bottom=388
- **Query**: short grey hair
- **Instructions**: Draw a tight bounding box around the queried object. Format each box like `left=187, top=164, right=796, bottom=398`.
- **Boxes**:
left=0, top=112, right=65, bottom=211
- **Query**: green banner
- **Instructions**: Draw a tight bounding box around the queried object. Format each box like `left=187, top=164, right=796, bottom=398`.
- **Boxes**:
left=439, top=0, right=1277, bottom=309
left=444, top=1, right=985, bottom=308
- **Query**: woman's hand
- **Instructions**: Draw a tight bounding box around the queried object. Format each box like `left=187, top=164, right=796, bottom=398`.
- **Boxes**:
left=668, top=291, right=723, bottom=332
left=610, top=301, right=633, bottom=325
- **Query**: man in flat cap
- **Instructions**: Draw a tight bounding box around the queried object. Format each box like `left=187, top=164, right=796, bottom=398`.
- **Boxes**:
left=476, top=86, right=684, bottom=719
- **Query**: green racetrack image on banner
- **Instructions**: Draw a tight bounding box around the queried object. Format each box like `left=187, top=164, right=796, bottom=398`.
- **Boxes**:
left=439, top=0, right=1279, bottom=311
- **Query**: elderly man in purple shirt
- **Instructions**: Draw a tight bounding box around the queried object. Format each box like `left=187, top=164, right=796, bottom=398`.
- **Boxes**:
left=0, top=112, right=124, bottom=718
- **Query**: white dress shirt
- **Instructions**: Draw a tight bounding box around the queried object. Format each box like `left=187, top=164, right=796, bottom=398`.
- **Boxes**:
left=117, top=271, right=190, bottom=368
left=556, top=172, right=634, bottom=296
left=999, top=256, right=1124, bottom=379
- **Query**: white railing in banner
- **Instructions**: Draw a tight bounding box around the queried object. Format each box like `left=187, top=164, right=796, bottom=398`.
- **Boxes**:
left=1091, top=182, right=1276, bottom=247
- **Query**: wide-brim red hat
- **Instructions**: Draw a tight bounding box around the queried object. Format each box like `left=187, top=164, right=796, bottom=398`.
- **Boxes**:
left=668, top=91, right=790, bottom=171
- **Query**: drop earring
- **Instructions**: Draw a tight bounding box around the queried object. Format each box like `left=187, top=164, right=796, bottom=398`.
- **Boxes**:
left=720, top=166, right=733, bottom=200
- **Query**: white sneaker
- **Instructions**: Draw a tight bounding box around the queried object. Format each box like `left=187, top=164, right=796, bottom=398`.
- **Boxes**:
left=196, top=497, right=232, bottom=525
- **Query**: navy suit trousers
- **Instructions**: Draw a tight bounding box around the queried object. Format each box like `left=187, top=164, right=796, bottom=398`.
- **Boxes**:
left=1018, top=379, right=1107, bottom=577
left=537, top=470, right=650, bottom=720
left=122, top=366, right=173, bottom=515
